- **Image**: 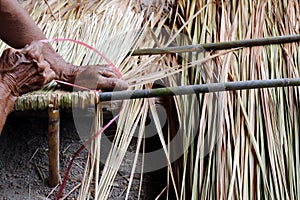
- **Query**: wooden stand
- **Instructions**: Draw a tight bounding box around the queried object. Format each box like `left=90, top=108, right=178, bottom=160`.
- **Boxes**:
left=14, top=90, right=122, bottom=187
left=48, top=104, right=60, bottom=187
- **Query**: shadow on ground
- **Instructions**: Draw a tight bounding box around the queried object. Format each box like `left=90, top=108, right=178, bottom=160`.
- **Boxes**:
left=0, top=110, right=163, bottom=200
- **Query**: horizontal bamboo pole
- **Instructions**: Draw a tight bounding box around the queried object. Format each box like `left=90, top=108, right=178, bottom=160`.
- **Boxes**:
left=131, top=34, right=300, bottom=56
left=99, top=78, right=300, bottom=101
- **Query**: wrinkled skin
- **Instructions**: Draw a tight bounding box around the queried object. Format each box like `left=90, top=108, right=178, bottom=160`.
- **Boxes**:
left=41, top=43, right=129, bottom=91
left=0, top=42, right=55, bottom=95
left=74, top=65, right=128, bottom=91
left=0, top=42, right=56, bottom=133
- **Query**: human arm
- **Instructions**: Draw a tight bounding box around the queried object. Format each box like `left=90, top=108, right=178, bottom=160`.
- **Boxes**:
left=0, top=42, right=55, bottom=134
left=0, top=83, right=18, bottom=134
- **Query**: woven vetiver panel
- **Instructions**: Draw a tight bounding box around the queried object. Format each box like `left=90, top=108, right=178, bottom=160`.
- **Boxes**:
left=14, top=90, right=99, bottom=111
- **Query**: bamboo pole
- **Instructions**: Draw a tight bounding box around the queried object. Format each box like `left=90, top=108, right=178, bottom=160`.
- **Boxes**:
left=48, top=104, right=60, bottom=187
left=131, top=34, right=300, bottom=56
left=99, top=78, right=300, bottom=101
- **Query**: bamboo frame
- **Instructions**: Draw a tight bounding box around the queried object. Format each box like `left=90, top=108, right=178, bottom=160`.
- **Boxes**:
left=99, top=78, right=300, bottom=101
left=131, top=34, right=300, bottom=56
left=14, top=77, right=300, bottom=107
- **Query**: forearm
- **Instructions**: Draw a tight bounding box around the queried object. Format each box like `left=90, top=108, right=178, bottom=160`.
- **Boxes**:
left=0, top=0, right=46, bottom=48
left=0, top=0, right=72, bottom=80
left=0, top=82, right=17, bottom=134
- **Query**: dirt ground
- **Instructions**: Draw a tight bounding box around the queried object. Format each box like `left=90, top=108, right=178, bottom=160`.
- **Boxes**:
left=0, top=110, right=163, bottom=200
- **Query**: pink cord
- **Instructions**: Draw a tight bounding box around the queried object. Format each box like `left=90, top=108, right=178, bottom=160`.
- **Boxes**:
left=40, top=38, right=125, bottom=200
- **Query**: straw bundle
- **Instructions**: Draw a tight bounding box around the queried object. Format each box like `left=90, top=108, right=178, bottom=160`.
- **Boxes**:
left=14, top=89, right=99, bottom=111
left=167, top=0, right=300, bottom=199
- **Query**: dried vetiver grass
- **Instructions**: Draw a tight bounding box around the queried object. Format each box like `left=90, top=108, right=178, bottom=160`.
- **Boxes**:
left=169, top=0, right=300, bottom=199
left=1, top=0, right=299, bottom=199
left=14, top=89, right=99, bottom=111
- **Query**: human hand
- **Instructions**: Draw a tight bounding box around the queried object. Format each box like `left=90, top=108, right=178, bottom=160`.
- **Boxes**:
left=0, top=41, right=56, bottom=134
left=0, top=41, right=56, bottom=96
left=72, top=65, right=129, bottom=91
left=40, top=42, right=128, bottom=91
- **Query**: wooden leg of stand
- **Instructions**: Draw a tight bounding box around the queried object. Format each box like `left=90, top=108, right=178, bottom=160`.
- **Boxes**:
left=48, top=104, right=60, bottom=187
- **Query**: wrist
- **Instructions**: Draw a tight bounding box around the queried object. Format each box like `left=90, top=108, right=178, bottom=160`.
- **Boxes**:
left=41, top=43, right=79, bottom=83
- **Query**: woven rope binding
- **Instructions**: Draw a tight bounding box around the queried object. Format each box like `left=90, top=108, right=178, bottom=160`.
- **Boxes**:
left=14, top=90, right=100, bottom=111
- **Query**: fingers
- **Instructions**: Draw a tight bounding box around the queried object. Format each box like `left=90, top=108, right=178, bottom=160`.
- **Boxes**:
left=22, top=41, right=44, bottom=62
left=100, top=70, right=119, bottom=78
left=95, top=65, right=128, bottom=90
left=73, top=64, right=128, bottom=91
left=24, top=42, right=55, bottom=85
left=0, top=42, right=56, bottom=95
left=15, top=61, right=55, bottom=94
left=0, top=48, right=22, bottom=71
left=43, top=66, right=56, bottom=84
left=97, top=77, right=129, bottom=91
left=37, top=59, right=55, bottom=83
left=89, top=65, right=120, bottom=78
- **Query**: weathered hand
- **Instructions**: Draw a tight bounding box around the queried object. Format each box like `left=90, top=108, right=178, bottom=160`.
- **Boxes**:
left=40, top=43, right=129, bottom=91
left=0, top=41, right=55, bottom=96
left=73, top=65, right=129, bottom=91
left=0, top=41, right=56, bottom=134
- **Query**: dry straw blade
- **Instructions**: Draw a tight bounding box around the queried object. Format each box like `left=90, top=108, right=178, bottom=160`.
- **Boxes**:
left=1, top=0, right=300, bottom=199
left=169, top=0, right=300, bottom=199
